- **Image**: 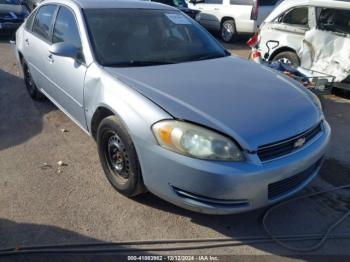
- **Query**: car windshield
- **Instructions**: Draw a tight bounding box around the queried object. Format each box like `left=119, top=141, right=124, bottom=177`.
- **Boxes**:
left=84, top=8, right=228, bottom=67
left=0, top=0, right=20, bottom=5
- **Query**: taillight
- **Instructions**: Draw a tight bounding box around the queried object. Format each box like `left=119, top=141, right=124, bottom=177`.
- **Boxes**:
left=247, top=33, right=258, bottom=47
left=251, top=0, right=259, bottom=20
left=251, top=49, right=262, bottom=64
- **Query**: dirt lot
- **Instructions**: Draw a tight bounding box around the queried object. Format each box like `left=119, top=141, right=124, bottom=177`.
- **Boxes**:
left=1, top=34, right=350, bottom=260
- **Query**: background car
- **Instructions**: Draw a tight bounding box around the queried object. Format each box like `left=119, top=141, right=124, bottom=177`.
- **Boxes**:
left=151, top=0, right=200, bottom=19
left=25, top=0, right=43, bottom=10
left=255, top=0, right=350, bottom=67
left=0, top=0, right=29, bottom=34
left=187, top=0, right=279, bottom=43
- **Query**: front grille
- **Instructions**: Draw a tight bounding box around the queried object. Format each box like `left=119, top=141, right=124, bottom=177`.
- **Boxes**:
left=257, top=122, right=323, bottom=162
left=268, top=158, right=323, bottom=200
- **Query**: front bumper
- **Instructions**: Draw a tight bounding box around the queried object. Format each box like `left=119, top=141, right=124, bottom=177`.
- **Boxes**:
left=135, top=121, right=331, bottom=215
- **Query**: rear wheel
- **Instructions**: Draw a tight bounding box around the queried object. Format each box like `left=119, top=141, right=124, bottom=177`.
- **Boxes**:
left=22, top=59, right=45, bottom=100
left=272, top=51, right=300, bottom=67
left=220, top=19, right=237, bottom=43
left=97, top=116, right=145, bottom=197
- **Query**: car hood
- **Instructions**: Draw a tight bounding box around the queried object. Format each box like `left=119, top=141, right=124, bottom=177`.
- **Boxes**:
left=105, top=56, right=321, bottom=150
left=0, top=4, right=27, bottom=16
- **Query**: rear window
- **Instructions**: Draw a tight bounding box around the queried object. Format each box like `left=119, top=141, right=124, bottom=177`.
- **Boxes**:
left=260, top=0, right=279, bottom=6
left=25, top=9, right=37, bottom=31
left=32, top=5, right=57, bottom=41
left=317, top=8, right=350, bottom=35
left=230, top=0, right=254, bottom=5
left=203, top=0, right=223, bottom=4
left=279, top=7, right=308, bottom=27
left=230, top=0, right=277, bottom=5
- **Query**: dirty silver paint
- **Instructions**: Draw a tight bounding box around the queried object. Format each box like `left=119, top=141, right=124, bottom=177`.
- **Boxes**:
left=15, top=0, right=331, bottom=214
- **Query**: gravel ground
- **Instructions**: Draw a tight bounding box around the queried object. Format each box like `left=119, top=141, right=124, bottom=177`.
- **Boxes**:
left=1, top=34, right=350, bottom=261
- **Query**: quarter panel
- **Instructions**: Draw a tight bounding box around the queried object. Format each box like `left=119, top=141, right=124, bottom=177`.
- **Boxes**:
left=84, top=63, right=171, bottom=145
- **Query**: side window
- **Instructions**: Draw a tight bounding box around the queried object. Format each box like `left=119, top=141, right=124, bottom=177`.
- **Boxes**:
left=32, top=5, right=57, bottom=41
left=52, top=6, right=82, bottom=49
left=230, top=0, right=253, bottom=5
left=317, top=8, right=350, bottom=35
left=280, top=7, right=308, bottom=27
left=25, top=10, right=37, bottom=31
left=203, top=0, right=223, bottom=4
left=259, top=0, right=279, bottom=5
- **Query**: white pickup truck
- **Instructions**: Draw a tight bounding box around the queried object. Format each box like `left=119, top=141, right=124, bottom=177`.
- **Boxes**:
left=188, top=0, right=278, bottom=42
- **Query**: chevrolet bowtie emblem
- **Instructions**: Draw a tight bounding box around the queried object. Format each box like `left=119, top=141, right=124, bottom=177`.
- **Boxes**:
left=294, top=137, right=306, bottom=148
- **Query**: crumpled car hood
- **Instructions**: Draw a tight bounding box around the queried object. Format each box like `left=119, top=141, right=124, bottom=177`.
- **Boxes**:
left=105, top=56, right=321, bottom=150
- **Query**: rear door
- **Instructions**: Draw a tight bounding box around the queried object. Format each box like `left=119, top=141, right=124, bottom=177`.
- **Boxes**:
left=47, top=5, right=87, bottom=129
left=22, top=4, right=57, bottom=94
left=259, top=6, right=310, bottom=56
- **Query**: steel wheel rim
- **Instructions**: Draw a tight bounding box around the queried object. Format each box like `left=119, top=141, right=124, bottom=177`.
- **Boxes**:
left=278, top=57, right=292, bottom=65
left=105, top=132, right=130, bottom=184
left=222, top=23, right=234, bottom=42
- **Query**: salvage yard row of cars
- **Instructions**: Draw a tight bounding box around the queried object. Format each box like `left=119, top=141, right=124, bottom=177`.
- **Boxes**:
left=12, top=0, right=333, bottom=214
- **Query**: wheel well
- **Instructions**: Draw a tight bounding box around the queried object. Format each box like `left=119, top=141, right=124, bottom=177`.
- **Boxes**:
left=269, top=47, right=297, bottom=62
left=18, top=51, right=23, bottom=64
left=91, top=107, right=114, bottom=140
left=221, top=16, right=234, bottom=25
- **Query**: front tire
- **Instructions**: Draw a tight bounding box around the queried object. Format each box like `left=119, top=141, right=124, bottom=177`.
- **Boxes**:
left=220, top=19, right=237, bottom=43
left=22, top=59, right=45, bottom=101
left=97, top=116, right=145, bottom=197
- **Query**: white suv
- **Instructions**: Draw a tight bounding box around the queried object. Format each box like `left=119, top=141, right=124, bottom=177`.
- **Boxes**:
left=188, top=0, right=278, bottom=42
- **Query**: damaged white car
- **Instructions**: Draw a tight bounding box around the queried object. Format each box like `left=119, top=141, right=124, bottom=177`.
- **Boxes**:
left=251, top=0, right=350, bottom=82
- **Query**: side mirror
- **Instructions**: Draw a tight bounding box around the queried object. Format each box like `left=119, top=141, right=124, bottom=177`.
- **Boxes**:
left=49, top=42, right=78, bottom=59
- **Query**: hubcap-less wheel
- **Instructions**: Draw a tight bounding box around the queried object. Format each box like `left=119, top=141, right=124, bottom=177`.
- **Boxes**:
left=97, top=115, right=145, bottom=197
left=22, top=60, right=44, bottom=100
left=23, top=64, right=36, bottom=96
left=105, top=132, right=130, bottom=184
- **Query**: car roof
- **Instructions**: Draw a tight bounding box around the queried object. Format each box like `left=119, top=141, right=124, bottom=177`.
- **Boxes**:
left=43, top=0, right=174, bottom=10
left=265, top=0, right=350, bottom=22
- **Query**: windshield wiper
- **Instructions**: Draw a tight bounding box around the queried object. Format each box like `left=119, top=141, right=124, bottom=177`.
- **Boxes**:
left=104, top=60, right=175, bottom=67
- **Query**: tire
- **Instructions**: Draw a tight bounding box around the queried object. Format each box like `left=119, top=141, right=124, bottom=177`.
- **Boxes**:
left=220, top=19, right=237, bottom=43
left=22, top=59, right=45, bottom=101
left=272, top=51, right=300, bottom=67
left=97, top=115, right=145, bottom=197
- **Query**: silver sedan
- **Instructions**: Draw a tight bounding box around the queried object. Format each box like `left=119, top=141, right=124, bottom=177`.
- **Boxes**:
left=15, top=0, right=330, bottom=214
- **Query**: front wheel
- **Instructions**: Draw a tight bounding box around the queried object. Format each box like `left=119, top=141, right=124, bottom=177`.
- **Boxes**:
left=220, top=20, right=237, bottom=43
left=97, top=116, right=145, bottom=197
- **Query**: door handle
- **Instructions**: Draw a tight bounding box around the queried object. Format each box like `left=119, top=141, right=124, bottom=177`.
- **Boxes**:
left=47, top=54, right=54, bottom=63
left=25, top=39, right=29, bottom=46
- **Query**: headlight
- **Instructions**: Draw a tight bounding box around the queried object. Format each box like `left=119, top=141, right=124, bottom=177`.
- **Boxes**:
left=152, top=120, right=245, bottom=162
